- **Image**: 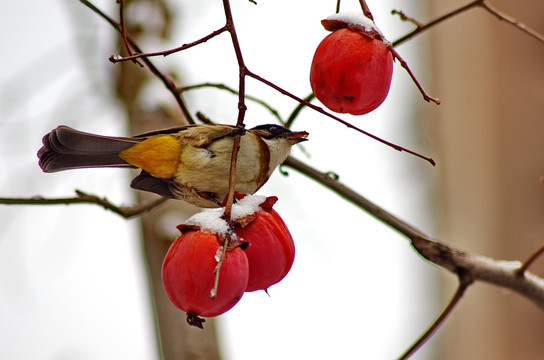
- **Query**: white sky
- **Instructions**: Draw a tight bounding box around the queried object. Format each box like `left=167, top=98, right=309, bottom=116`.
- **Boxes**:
left=0, top=0, right=439, bottom=359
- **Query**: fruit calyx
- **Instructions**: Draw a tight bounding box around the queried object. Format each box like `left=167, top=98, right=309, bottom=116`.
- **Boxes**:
left=179, top=193, right=276, bottom=249
left=321, top=11, right=390, bottom=45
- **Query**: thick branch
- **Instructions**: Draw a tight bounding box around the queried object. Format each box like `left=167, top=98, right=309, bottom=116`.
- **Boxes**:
left=283, top=156, right=544, bottom=310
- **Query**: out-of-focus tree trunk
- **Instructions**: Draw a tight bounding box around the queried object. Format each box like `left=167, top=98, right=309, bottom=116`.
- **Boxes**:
left=427, top=1, right=544, bottom=358
left=114, top=1, right=222, bottom=359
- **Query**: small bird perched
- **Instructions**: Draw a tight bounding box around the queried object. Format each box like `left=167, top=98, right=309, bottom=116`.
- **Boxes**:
left=38, top=123, right=308, bottom=208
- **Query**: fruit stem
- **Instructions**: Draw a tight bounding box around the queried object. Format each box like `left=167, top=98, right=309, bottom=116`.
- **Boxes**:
left=388, top=46, right=441, bottom=105
left=210, top=233, right=231, bottom=299
left=358, top=0, right=374, bottom=21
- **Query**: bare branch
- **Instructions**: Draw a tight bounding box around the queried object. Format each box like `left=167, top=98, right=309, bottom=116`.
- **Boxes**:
left=208, top=0, right=250, bottom=303
left=79, top=0, right=195, bottom=124
left=516, top=244, right=544, bottom=276
left=392, top=1, right=480, bottom=47
left=358, top=0, right=374, bottom=21
left=480, top=1, right=544, bottom=43
left=178, top=82, right=284, bottom=124
left=284, top=93, right=314, bottom=129
left=116, top=0, right=143, bottom=67
left=399, top=272, right=474, bottom=359
left=0, top=190, right=167, bottom=219
left=248, top=71, right=436, bottom=166
left=219, top=0, right=248, bottom=218
left=283, top=156, right=544, bottom=311
left=388, top=47, right=441, bottom=105
left=109, top=25, right=229, bottom=63
left=390, top=9, right=423, bottom=28
left=392, top=0, right=544, bottom=47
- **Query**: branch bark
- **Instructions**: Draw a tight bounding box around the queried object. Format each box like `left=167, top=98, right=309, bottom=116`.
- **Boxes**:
left=0, top=190, right=167, bottom=219
left=283, top=156, right=544, bottom=310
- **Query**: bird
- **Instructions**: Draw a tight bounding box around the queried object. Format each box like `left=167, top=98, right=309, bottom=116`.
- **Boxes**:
left=38, top=123, right=308, bottom=208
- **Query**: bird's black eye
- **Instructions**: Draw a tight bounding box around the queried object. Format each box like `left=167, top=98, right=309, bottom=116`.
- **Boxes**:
left=251, top=124, right=290, bottom=138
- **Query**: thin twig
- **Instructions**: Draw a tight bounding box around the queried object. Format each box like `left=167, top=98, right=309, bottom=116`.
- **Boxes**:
left=392, top=0, right=544, bottom=47
left=210, top=235, right=230, bottom=299
left=516, top=244, right=544, bottom=276
left=481, top=0, right=544, bottom=43
left=79, top=0, right=195, bottom=124
left=117, top=0, right=143, bottom=67
left=392, top=0, right=482, bottom=47
left=0, top=190, right=167, bottom=219
left=248, top=70, right=436, bottom=166
left=210, top=0, right=249, bottom=300
left=178, top=82, right=283, bottom=124
left=221, top=0, right=248, bottom=219
left=110, top=25, right=229, bottom=63
left=388, top=47, right=441, bottom=105
left=358, top=0, right=374, bottom=21
left=391, top=9, right=423, bottom=28
left=399, top=271, right=474, bottom=359
left=284, top=93, right=314, bottom=129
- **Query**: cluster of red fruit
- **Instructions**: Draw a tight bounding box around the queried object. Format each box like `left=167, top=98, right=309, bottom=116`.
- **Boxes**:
left=310, top=12, right=394, bottom=115
left=161, top=195, right=294, bottom=327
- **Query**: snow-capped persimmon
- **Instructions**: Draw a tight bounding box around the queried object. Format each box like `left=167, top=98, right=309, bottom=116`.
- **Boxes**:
left=310, top=12, right=394, bottom=115
left=232, top=196, right=295, bottom=292
left=161, top=227, right=249, bottom=318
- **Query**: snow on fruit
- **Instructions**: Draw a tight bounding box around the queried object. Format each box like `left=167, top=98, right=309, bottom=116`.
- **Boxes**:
left=310, top=12, right=394, bottom=115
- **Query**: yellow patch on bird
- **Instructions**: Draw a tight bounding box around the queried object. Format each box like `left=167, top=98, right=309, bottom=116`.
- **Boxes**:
left=119, top=136, right=181, bottom=179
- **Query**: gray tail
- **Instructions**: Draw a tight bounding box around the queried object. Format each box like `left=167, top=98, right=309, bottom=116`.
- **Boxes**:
left=38, top=126, right=139, bottom=172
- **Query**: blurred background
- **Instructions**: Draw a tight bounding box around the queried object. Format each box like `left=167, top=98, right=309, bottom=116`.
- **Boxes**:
left=0, top=0, right=542, bottom=359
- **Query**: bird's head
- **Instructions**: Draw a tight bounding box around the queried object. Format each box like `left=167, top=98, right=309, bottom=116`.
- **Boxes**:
left=250, top=124, right=309, bottom=145
left=249, top=124, right=308, bottom=173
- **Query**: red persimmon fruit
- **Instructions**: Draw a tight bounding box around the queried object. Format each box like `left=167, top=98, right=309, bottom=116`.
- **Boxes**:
left=161, top=228, right=249, bottom=318
left=233, top=196, right=295, bottom=292
left=310, top=13, right=393, bottom=115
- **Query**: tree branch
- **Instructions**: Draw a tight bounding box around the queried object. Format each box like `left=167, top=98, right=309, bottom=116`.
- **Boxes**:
left=480, top=0, right=544, bottom=43
left=79, top=0, right=195, bottom=124
left=109, top=25, right=229, bottom=63
left=392, top=0, right=544, bottom=47
left=178, top=82, right=283, bottom=125
left=0, top=190, right=168, bottom=219
left=399, top=271, right=474, bottom=359
left=283, top=156, right=544, bottom=310
left=516, top=244, right=544, bottom=276
left=387, top=46, right=441, bottom=105
left=247, top=70, right=436, bottom=166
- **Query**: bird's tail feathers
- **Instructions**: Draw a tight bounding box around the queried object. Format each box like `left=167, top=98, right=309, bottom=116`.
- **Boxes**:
left=38, top=126, right=139, bottom=172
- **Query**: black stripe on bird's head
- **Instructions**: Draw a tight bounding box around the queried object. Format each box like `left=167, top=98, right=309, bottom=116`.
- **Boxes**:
left=250, top=124, right=309, bottom=143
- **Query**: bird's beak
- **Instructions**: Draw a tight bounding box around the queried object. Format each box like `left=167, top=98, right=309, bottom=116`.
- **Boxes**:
left=284, top=131, right=309, bottom=143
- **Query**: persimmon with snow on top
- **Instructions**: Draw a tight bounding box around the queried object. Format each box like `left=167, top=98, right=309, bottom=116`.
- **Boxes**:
left=310, top=12, right=394, bottom=115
